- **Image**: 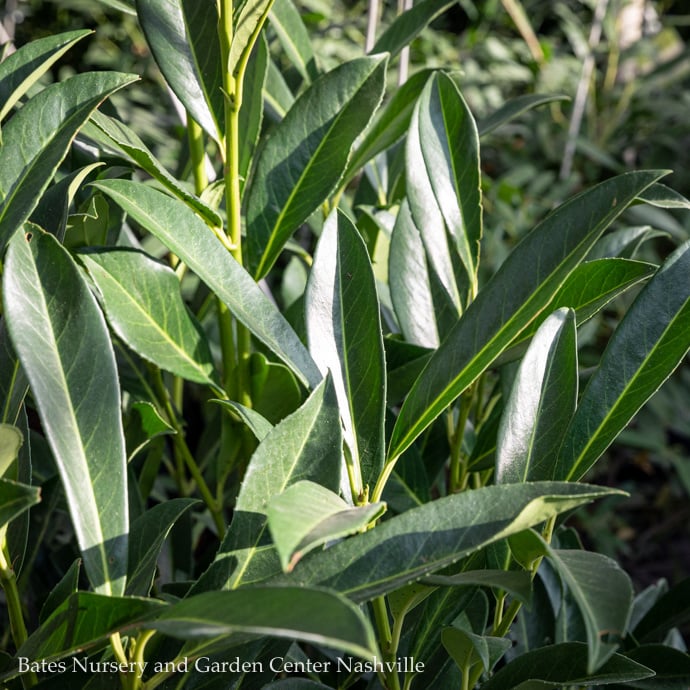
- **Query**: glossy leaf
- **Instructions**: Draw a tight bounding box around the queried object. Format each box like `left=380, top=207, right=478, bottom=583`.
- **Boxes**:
left=266, top=481, right=385, bottom=572
left=127, top=499, right=199, bottom=596
left=306, top=210, right=386, bottom=492
left=85, top=111, right=221, bottom=227
left=0, top=30, right=91, bottom=126
left=0, top=71, right=136, bottom=252
left=344, top=70, right=433, bottom=182
left=279, top=482, right=619, bottom=602
left=557, top=240, right=690, bottom=480
left=247, top=55, right=387, bottom=278
left=269, top=0, right=318, bottom=83
left=477, top=94, right=570, bottom=137
left=371, top=0, right=456, bottom=58
left=496, top=309, right=577, bottom=483
left=479, top=642, right=653, bottom=690
left=216, top=376, right=341, bottom=589
left=17, top=593, right=165, bottom=663
left=80, top=248, right=218, bottom=387
left=136, top=0, right=223, bottom=142
left=388, top=170, right=666, bottom=462
left=212, top=400, right=273, bottom=442
left=126, top=401, right=176, bottom=461
left=0, top=478, right=39, bottom=529
left=150, top=587, right=378, bottom=660
left=636, top=183, right=690, bottom=210
left=0, top=424, right=22, bottom=477
left=3, top=229, right=128, bottom=595
left=91, top=179, right=320, bottom=388
left=407, top=72, right=482, bottom=294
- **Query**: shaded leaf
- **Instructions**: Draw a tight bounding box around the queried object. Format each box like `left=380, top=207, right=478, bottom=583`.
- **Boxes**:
left=3, top=228, right=128, bottom=595
left=92, top=179, right=320, bottom=389
left=247, top=55, right=387, bottom=278
left=0, top=424, right=22, bottom=477
left=211, top=400, right=273, bottom=442
left=230, top=1, right=275, bottom=83
left=424, top=569, right=533, bottom=606
left=636, top=183, right=690, bottom=210
left=634, top=578, right=690, bottom=643
left=0, top=478, right=39, bottom=530
left=126, top=401, right=176, bottom=462
left=39, top=560, right=81, bottom=624
left=477, top=94, right=570, bottom=137
left=621, top=645, right=690, bottom=689
left=269, top=0, right=318, bottom=83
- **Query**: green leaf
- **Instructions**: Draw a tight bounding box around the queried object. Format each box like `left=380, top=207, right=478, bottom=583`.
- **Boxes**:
left=424, top=569, right=533, bottom=606
left=633, top=578, right=690, bottom=643
left=85, top=111, right=221, bottom=227
left=0, top=478, right=39, bottom=529
left=211, top=400, right=273, bottom=442
left=91, top=179, right=320, bottom=389
left=279, top=482, right=620, bottom=602
left=496, top=309, right=577, bottom=483
left=477, top=94, right=570, bottom=137
left=0, top=30, right=91, bottom=126
left=136, top=0, right=223, bottom=142
left=127, top=499, right=198, bottom=596
left=305, top=210, right=386, bottom=492
left=636, top=183, right=690, bottom=210
left=548, top=549, right=633, bottom=672
left=0, top=424, right=23, bottom=477
left=249, top=352, right=303, bottom=423
left=247, top=55, right=387, bottom=279
left=150, top=587, right=379, bottom=660
left=267, top=481, right=385, bottom=572
left=0, top=71, right=137, bottom=252
left=3, top=228, right=128, bottom=595
left=479, top=642, right=654, bottom=690
left=442, top=626, right=511, bottom=674
left=215, top=376, right=342, bottom=589
left=269, top=0, right=318, bottom=83
left=79, top=248, right=218, bottom=387
left=556, top=240, right=690, bottom=480
left=125, top=401, right=176, bottom=462
left=264, top=57, right=295, bottom=119
left=39, top=560, right=81, bottom=624
left=388, top=170, right=667, bottom=462
left=0, top=322, right=28, bottom=426
left=17, top=593, right=165, bottom=664
left=407, top=72, right=482, bottom=294
left=371, top=0, right=456, bottom=59
left=230, top=1, right=275, bottom=83
left=345, top=70, right=433, bottom=183
left=622, top=645, right=690, bottom=689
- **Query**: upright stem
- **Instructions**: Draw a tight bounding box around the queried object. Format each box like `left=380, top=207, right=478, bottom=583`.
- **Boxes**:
left=372, top=596, right=401, bottom=690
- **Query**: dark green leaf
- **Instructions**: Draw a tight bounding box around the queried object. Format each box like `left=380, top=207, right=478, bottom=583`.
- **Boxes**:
left=388, top=170, right=667, bottom=462
left=3, top=229, right=128, bottom=595
left=634, top=578, right=690, bottom=643
left=0, top=30, right=91, bottom=125
left=91, top=179, right=320, bottom=389
left=371, top=0, right=456, bottom=59
left=477, top=94, right=570, bottom=137
left=0, top=322, right=27, bottom=426
left=150, top=587, right=378, bottom=660
left=125, top=401, right=176, bottom=462
left=622, top=645, right=690, bottom=689
left=136, top=0, right=223, bottom=141
left=556, top=240, right=690, bottom=480
left=127, top=499, right=199, bottom=596
left=496, top=309, right=577, bottom=483
left=0, top=71, right=136, bottom=252
left=0, top=478, right=39, bottom=529
left=424, top=569, right=533, bottom=606
left=636, top=183, right=690, bottom=210
left=269, top=0, right=318, bottom=83
left=80, top=248, right=218, bottom=387
left=266, top=481, right=385, bottom=571
left=213, top=376, right=342, bottom=589
left=0, top=424, right=22, bottom=477
left=211, top=400, right=273, bottom=442
left=279, top=482, right=619, bottom=602
left=249, top=352, right=303, bottom=424
left=306, top=210, right=386, bottom=492
left=39, top=560, right=81, bottom=624
left=230, top=1, right=274, bottom=83
left=247, top=55, right=387, bottom=278
left=479, top=642, right=654, bottom=690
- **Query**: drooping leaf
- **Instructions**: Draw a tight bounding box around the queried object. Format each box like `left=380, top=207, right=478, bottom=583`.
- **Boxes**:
left=424, top=570, right=533, bottom=606
left=0, top=71, right=136, bottom=252
left=150, top=587, right=378, bottom=660
left=214, top=376, right=341, bottom=590
left=127, top=499, right=199, bottom=596
left=0, top=478, right=39, bottom=530
left=79, top=248, right=218, bottom=387
left=479, top=642, right=653, bottom=690
left=91, top=179, right=320, bottom=389
left=246, top=55, right=387, bottom=279
left=17, top=593, right=165, bottom=664
left=3, top=228, right=128, bottom=595
left=442, top=626, right=511, bottom=674
left=267, top=481, right=385, bottom=572
left=84, top=111, right=221, bottom=227
left=136, top=0, right=223, bottom=142
left=388, top=170, right=667, bottom=462
left=371, top=0, right=457, bottom=59
left=477, top=94, right=570, bottom=137
left=636, top=183, right=690, bottom=210
left=211, top=400, right=273, bottom=442
left=344, top=70, right=433, bottom=183
left=496, top=309, right=577, bottom=483
left=278, top=482, right=620, bottom=602
left=268, top=0, right=318, bottom=83
left=407, top=72, right=482, bottom=295
left=556, top=240, right=690, bottom=480
left=0, top=30, right=91, bottom=126
left=306, top=210, right=386, bottom=492
left=125, top=401, right=176, bottom=462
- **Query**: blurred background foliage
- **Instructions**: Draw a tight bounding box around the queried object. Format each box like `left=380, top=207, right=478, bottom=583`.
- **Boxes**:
left=3, top=0, right=689, bottom=588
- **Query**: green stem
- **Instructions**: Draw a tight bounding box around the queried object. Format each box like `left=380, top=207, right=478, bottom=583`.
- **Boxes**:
left=372, top=596, right=401, bottom=690
left=187, top=115, right=208, bottom=196
left=449, top=390, right=474, bottom=492
left=130, top=630, right=156, bottom=690
left=109, top=632, right=129, bottom=690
